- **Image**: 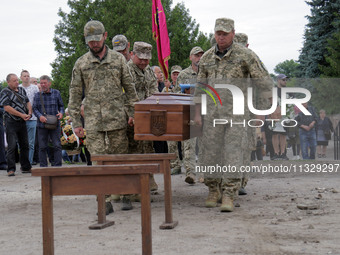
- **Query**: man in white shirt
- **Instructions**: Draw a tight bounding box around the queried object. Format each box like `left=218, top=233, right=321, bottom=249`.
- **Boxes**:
left=19, top=70, right=39, bottom=164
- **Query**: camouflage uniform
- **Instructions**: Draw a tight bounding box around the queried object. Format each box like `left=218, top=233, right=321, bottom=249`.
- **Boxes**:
left=162, top=65, right=184, bottom=172
left=183, top=138, right=196, bottom=177
left=195, top=18, right=273, bottom=205
left=174, top=65, right=198, bottom=92
left=68, top=21, right=139, bottom=212
left=167, top=140, right=182, bottom=172
left=128, top=63, right=158, bottom=101
left=235, top=32, right=251, bottom=191
left=162, top=65, right=183, bottom=174
left=126, top=42, right=159, bottom=197
left=68, top=24, right=138, bottom=155
left=175, top=64, right=200, bottom=179
left=234, top=33, right=248, bottom=47
left=174, top=46, right=203, bottom=93
left=127, top=57, right=158, bottom=154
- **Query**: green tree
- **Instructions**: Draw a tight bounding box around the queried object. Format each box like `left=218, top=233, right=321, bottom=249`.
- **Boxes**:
left=310, top=79, right=340, bottom=114
left=313, top=19, right=340, bottom=114
left=0, top=81, right=7, bottom=90
left=166, top=2, right=210, bottom=69
left=52, top=0, right=97, bottom=104
left=298, top=0, right=340, bottom=78
left=274, top=59, right=300, bottom=78
left=319, top=19, right=340, bottom=77
left=51, top=0, right=210, bottom=105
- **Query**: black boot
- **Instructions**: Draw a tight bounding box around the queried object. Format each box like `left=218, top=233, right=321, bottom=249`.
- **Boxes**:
left=105, top=201, right=114, bottom=215
left=121, top=196, right=133, bottom=210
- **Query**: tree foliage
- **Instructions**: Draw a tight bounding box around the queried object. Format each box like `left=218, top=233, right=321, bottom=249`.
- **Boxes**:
left=273, top=59, right=300, bottom=78
left=51, top=0, right=210, bottom=105
left=166, top=2, right=211, bottom=68
left=298, top=0, right=340, bottom=78
left=319, top=18, right=340, bottom=77
left=310, top=79, right=340, bottom=114
left=0, top=81, right=7, bottom=90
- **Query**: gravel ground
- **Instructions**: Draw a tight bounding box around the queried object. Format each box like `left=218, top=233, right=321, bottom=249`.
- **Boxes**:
left=0, top=154, right=339, bottom=255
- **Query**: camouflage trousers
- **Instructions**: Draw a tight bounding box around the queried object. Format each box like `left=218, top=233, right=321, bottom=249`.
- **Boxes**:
left=127, top=126, right=154, bottom=154
left=121, top=124, right=155, bottom=202
left=183, top=138, right=196, bottom=175
left=168, top=138, right=196, bottom=175
left=167, top=141, right=182, bottom=170
left=87, top=128, right=129, bottom=203
left=86, top=128, right=128, bottom=155
left=241, top=126, right=255, bottom=189
left=204, top=178, right=241, bottom=200
left=198, top=117, right=250, bottom=198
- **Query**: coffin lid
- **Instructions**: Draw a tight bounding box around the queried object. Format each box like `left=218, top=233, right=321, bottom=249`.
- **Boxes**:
left=135, top=93, right=193, bottom=105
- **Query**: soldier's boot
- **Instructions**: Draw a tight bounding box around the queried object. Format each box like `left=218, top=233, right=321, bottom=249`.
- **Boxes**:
left=149, top=174, right=158, bottom=191
left=105, top=201, right=114, bottom=215
left=220, top=195, right=234, bottom=212
left=185, top=172, right=196, bottom=185
left=121, top=195, right=133, bottom=210
left=205, top=183, right=221, bottom=208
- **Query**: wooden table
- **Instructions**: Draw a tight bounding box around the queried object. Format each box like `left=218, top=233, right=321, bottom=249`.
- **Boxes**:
left=32, top=164, right=160, bottom=255
left=92, top=153, right=178, bottom=229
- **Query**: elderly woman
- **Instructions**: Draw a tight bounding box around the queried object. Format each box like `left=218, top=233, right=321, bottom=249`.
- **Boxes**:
left=316, top=110, right=334, bottom=158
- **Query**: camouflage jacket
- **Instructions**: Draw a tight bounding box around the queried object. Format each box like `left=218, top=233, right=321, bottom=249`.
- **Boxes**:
left=195, top=43, right=273, bottom=118
left=68, top=46, right=138, bottom=131
left=174, top=65, right=198, bottom=93
left=127, top=61, right=158, bottom=101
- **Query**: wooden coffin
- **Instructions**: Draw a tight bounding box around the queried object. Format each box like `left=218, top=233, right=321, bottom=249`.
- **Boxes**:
left=134, top=93, right=195, bottom=141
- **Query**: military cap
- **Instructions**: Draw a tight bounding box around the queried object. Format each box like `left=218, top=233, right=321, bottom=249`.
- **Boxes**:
left=190, top=46, right=204, bottom=56
left=214, top=18, right=234, bottom=33
left=112, top=34, right=128, bottom=51
left=84, top=20, right=105, bottom=44
left=235, top=33, right=248, bottom=47
left=277, top=74, right=288, bottom=80
left=171, top=65, right=182, bottom=74
left=133, top=41, right=152, bottom=60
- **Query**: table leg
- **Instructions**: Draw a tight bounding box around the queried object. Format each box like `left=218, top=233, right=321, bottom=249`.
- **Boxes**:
left=41, top=177, right=54, bottom=255
left=160, top=160, right=178, bottom=229
left=140, top=174, right=152, bottom=255
left=89, top=195, right=115, bottom=230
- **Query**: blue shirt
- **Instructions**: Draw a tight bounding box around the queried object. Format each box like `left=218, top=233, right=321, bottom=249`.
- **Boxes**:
left=33, top=89, right=64, bottom=128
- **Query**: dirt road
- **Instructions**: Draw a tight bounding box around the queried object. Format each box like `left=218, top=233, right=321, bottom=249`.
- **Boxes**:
left=0, top=157, right=339, bottom=255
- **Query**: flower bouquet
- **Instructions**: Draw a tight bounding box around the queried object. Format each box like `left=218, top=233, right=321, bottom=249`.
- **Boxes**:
left=60, top=116, right=86, bottom=154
